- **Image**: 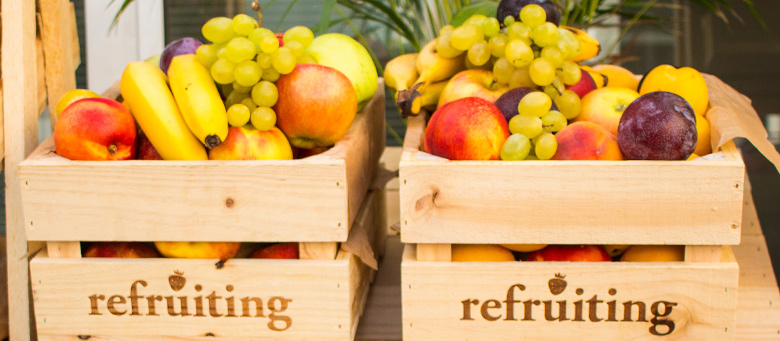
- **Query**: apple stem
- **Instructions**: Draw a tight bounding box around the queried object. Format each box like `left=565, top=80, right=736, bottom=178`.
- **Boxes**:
left=252, top=1, right=263, bottom=28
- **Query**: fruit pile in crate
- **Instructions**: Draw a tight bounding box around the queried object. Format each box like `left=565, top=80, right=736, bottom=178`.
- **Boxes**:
left=389, top=0, right=779, bottom=339
left=21, top=8, right=387, bottom=340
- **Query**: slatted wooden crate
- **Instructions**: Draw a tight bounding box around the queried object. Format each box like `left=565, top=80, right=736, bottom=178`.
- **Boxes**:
left=401, top=243, right=739, bottom=340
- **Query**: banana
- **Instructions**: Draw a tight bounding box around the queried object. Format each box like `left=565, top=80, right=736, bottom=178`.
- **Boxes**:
left=563, top=26, right=601, bottom=62
left=396, top=80, right=447, bottom=118
left=120, top=62, right=208, bottom=160
left=168, top=54, right=229, bottom=149
left=384, top=53, right=419, bottom=92
left=415, top=39, right=466, bottom=86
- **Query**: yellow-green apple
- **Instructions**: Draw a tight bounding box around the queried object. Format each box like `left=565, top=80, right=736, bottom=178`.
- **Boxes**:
left=553, top=121, right=624, bottom=160
left=527, top=245, right=611, bottom=262
left=305, top=33, right=378, bottom=110
left=424, top=97, right=509, bottom=160
left=617, top=91, right=697, bottom=160
left=208, top=126, right=293, bottom=160
left=274, top=64, right=357, bottom=149
left=136, top=129, right=163, bottom=160
left=83, top=242, right=159, bottom=258
left=437, top=69, right=509, bottom=108
left=54, top=97, right=137, bottom=161
left=155, top=242, right=242, bottom=260
left=565, top=68, right=598, bottom=98
left=250, top=243, right=299, bottom=259
left=575, top=87, right=639, bottom=136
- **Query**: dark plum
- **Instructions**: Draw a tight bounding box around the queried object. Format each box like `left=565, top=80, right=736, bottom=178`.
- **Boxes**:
left=497, top=0, right=561, bottom=26
left=617, top=91, right=697, bottom=160
left=160, top=37, right=203, bottom=75
left=494, top=87, right=558, bottom=122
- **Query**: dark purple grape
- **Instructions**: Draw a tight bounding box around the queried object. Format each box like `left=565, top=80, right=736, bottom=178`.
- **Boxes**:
left=617, top=91, right=697, bottom=160
left=160, top=37, right=203, bottom=75
left=497, top=0, right=561, bottom=26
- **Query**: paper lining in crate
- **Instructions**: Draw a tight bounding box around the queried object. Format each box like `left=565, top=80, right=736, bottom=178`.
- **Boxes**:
left=19, top=81, right=385, bottom=243
left=30, top=188, right=386, bottom=340
left=396, top=75, right=780, bottom=246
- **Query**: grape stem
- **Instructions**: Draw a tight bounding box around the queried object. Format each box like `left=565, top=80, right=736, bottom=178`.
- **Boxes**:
left=252, top=1, right=263, bottom=28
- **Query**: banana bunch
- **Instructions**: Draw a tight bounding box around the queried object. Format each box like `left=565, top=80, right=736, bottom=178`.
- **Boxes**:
left=120, top=55, right=229, bottom=160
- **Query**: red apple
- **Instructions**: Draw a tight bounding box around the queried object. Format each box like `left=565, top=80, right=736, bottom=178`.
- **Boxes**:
left=136, top=128, right=163, bottom=160
left=424, top=97, right=509, bottom=160
left=565, top=68, right=598, bottom=98
left=274, top=64, right=357, bottom=149
left=527, top=245, right=611, bottom=262
left=208, top=126, right=293, bottom=160
left=54, top=97, right=137, bottom=160
left=83, top=242, right=159, bottom=258
left=250, top=243, right=299, bottom=259
left=438, top=70, right=509, bottom=108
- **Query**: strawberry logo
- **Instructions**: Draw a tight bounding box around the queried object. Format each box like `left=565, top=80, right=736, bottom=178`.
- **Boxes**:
left=548, top=273, right=567, bottom=295
left=169, top=270, right=186, bottom=291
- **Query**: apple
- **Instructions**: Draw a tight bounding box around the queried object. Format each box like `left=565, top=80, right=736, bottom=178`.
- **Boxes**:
left=54, top=97, right=137, bottom=161
left=565, top=68, right=598, bottom=98
left=526, top=245, right=611, bottom=262
left=159, top=37, right=202, bottom=75
left=155, top=242, right=242, bottom=260
left=274, top=64, right=357, bottom=149
left=83, top=242, right=159, bottom=258
left=424, top=97, right=509, bottom=160
left=617, top=91, right=697, bottom=160
left=437, top=70, right=509, bottom=108
left=136, top=129, right=163, bottom=160
left=575, top=87, right=640, bottom=137
left=305, top=33, right=378, bottom=110
left=208, top=126, right=293, bottom=160
left=250, top=243, right=299, bottom=259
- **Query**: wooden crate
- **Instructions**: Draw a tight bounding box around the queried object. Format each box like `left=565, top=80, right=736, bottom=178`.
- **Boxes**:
left=399, top=111, right=745, bottom=246
left=30, top=188, right=386, bottom=340
left=401, top=243, right=739, bottom=340
left=19, top=82, right=385, bottom=243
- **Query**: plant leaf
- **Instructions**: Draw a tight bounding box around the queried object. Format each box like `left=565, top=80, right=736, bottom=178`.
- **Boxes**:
left=108, top=0, right=136, bottom=32
left=450, top=1, right=498, bottom=27
left=316, top=0, right=338, bottom=35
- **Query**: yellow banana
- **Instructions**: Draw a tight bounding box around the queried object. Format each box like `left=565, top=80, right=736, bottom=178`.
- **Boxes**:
left=120, top=62, right=208, bottom=160
left=563, top=26, right=601, bottom=62
left=396, top=80, right=447, bottom=118
left=415, top=39, right=466, bottom=86
left=168, top=54, right=229, bottom=149
left=384, top=53, right=419, bottom=92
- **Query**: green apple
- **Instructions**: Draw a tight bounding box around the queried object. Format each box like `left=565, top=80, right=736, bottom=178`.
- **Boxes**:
left=144, top=54, right=161, bottom=67
left=305, top=33, right=378, bottom=111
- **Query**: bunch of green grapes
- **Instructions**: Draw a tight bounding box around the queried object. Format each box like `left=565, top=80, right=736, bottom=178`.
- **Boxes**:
left=500, top=91, right=564, bottom=161
left=196, top=14, right=314, bottom=131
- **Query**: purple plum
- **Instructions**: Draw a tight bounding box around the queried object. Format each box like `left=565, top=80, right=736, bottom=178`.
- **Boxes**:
left=494, top=87, right=558, bottom=122
left=160, top=37, right=203, bottom=75
left=617, top=91, right=697, bottom=160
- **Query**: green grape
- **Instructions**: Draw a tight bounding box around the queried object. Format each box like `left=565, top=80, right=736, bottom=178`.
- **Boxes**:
left=506, top=22, right=531, bottom=42
left=520, top=4, right=546, bottom=28
left=559, top=61, right=582, bottom=85
left=241, top=97, right=257, bottom=111
left=234, top=60, right=262, bottom=87
left=467, top=41, right=491, bottom=66
left=541, top=110, right=568, bottom=132
left=558, top=28, right=581, bottom=60
left=500, top=134, right=532, bottom=161
left=436, top=32, right=464, bottom=58
left=251, top=80, right=279, bottom=107
left=226, top=37, right=256, bottom=63
left=220, top=83, right=233, bottom=98
left=227, top=104, right=251, bottom=127
left=439, top=25, right=454, bottom=36
left=517, top=91, right=552, bottom=117
left=202, top=17, right=234, bottom=43
left=488, top=34, right=508, bottom=58
left=259, top=34, right=280, bottom=54
left=211, top=58, right=236, bottom=84
left=464, top=14, right=488, bottom=27
left=543, top=77, right=565, bottom=99
left=256, top=52, right=272, bottom=69
left=509, top=66, right=535, bottom=89
left=298, top=52, right=317, bottom=65
left=262, top=67, right=281, bottom=82
left=231, top=14, right=257, bottom=36
left=529, top=58, right=555, bottom=86
left=248, top=27, right=274, bottom=47
left=481, top=17, right=501, bottom=38
left=553, top=90, right=582, bottom=119
left=225, top=90, right=249, bottom=108
left=525, top=154, right=539, bottom=160
left=271, top=47, right=296, bottom=75
left=532, top=22, right=559, bottom=47
left=285, top=40, right=305, bottom=57
left=216, top=46, right=228, bottom=59
left=505, top=40, right=534, bottom=68
left=534, top=133, right=557, bottom=160
left=450, top=24, right=484, bottom=51
left=232, top=82, right=252, bottom=94
left=509, top=115, right=543, bottom=139
left=493, top=57, right=515, bottom=84
left=503, top=15, right=516, bottom=27
left=251, top=107, right=277, bottom=131
left=284, top=26, right=314, bottom=48
left=540, top=46, right=564, bottom=67
left=195, top=44, right=218, bottom=69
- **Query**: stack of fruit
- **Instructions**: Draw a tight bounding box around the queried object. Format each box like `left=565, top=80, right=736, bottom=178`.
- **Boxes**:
left=81, top=241, right=300, bottom=260
left=386, top=0, right=712, bottom=163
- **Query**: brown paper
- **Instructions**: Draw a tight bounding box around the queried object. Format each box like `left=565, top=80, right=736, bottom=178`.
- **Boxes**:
left=341, top=221, right=378, bottom=270
left=704, top=74, right=780, bottom=172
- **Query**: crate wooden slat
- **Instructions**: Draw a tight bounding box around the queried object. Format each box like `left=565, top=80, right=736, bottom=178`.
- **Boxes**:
left=20, top=83, right=385, bottom=243
left=399, top=111, right=745, bottom=246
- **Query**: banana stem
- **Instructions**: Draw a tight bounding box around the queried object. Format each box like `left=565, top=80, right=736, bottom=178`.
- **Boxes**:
left=252, top=1, right=263, bottom=27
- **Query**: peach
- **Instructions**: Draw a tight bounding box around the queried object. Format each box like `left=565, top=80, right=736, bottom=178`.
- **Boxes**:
left=576, top=87, right=639, bottom=137
left=83, top=242, right=159, bottom=258
left=526, top=245, right=611, bottom=262
left=54, top=97, right=137, bottom=160
left=552, top=122, right=623, bottom=160
left=250, top=243, right=299, bottom=259
left=155, top=242, right=242, bottom=260
left=424, top=97, right=509, bottom=160
left=208, top=126, right=293, bottom=160
left=452, top=244, right=516, bottom=262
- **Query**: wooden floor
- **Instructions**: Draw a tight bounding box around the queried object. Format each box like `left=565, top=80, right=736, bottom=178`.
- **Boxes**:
left=354, top=147, right=780, bottom=340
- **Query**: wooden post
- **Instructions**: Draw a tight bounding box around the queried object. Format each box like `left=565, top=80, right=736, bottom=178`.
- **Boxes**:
left=3, top=0, right=40, bottom=339
left=39, top=0, right=78, bottom=129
